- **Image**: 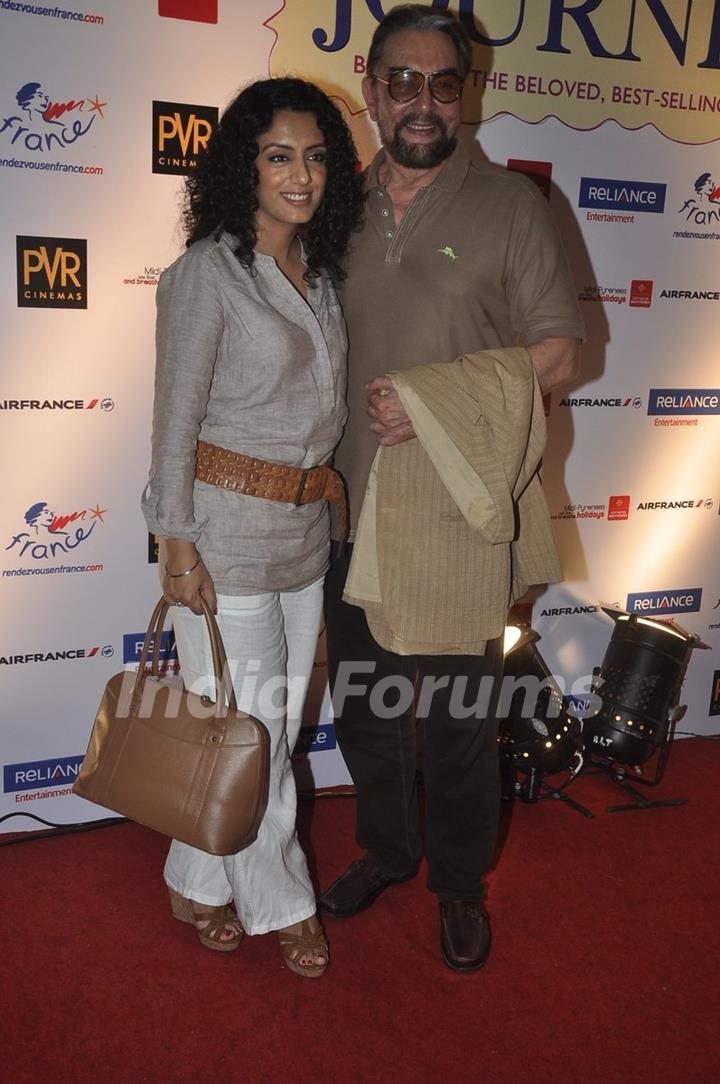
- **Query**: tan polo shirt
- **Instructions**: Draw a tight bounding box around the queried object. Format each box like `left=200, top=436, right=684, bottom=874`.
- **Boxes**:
left=336, top=142, right=583, bottom=529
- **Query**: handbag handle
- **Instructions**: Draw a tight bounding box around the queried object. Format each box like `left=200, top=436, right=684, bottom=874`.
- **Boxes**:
left=132, top=596, right=239, bottom=714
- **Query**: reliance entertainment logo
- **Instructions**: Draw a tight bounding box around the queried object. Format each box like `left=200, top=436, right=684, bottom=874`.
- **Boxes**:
left=579, top=177, right=666, bottom=213
left=648, top=389, right=720, bottom=415
left=294, top=723, right=337, bottom=755
left=123, top=629, right=177, bottom=665
left=626, top=587, right=702, bottom=616
left=4, top=754, right=83, bottom=793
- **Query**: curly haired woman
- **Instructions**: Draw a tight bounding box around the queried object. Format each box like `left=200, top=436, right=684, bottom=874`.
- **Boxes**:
left=142, top=78, right=363, bottom=978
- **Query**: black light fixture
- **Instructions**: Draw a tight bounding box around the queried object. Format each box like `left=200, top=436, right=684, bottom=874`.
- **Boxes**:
left=583, top=606, right=710, bottom=810
left=498, top=624, right=586, bottom=812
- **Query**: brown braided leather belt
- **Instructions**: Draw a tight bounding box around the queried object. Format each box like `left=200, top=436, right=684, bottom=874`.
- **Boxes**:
left=196, top=440, right=347, bottom=540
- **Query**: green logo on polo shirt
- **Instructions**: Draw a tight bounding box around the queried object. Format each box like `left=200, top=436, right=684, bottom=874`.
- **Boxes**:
left=437, top=245, right=457, bottom=260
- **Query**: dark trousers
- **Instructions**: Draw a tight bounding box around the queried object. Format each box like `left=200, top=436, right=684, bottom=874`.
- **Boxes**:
left=324, top=548, right=503, bottom=902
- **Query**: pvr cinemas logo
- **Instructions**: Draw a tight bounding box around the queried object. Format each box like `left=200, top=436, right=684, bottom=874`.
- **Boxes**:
left=152, top=100, right=217, bottom=175
left=16, top=236, right=87, bottom=309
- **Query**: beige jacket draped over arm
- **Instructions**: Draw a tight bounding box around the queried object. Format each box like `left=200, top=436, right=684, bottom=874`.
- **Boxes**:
left=344, top=346, right=562, bottom=655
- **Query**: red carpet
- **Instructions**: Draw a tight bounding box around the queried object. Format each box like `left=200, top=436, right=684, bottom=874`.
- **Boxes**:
left=3, top=737, right=719, bottom=1084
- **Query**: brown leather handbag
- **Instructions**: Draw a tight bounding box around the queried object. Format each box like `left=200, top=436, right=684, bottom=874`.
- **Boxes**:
left=73, top=596, right=270, bottom=855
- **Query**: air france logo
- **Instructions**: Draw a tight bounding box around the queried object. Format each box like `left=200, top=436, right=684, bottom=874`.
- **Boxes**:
left=0, top=397, right=114, bottom=411
left=1, top=81, right=106, bottom=155
left=5, top=500, right=106, bottom=563
left=16, top=235, right=87, bottom=308
left=626, top=587, right=702, bottom=616
left=0, top=644, right=113, bottom=666
left=647, top=388, right=720, bottom=415
left=677, top=171, right=720, bottom=228
left=4, top=755, right=84, bottom=793
left=579, top=177, right=666, bottom=213
left=557, top=396, right=642, bottom=409
left=152, top=100, right=217, bottom=175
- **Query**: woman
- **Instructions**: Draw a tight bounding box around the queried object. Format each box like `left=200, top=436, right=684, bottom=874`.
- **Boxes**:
left=142, top=78, right=363, bottom=978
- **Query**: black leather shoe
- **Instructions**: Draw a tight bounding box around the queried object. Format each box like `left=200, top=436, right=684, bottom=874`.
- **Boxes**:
left=320, top=857, right=415, bottom=918
left=439, top=900, right=491, bottom=971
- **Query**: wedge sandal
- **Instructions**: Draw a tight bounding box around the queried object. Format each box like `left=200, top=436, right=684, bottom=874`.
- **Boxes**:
left=168, top=886, right=244, bottom=953
left=278, top=916, right=329, bottom=978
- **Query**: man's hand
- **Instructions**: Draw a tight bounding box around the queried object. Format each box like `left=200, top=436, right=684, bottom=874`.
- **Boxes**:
left=366, top=375, right=416, bottom=446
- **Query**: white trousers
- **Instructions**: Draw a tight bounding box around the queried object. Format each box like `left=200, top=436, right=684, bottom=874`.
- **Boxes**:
left=164, top=579, right=323, bottom=935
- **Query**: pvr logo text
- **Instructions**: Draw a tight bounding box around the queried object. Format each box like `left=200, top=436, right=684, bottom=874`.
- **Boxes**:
left=158, top=112, right=211, bottom=159
left=25, top=246, right=79, bottom=295
left=16, top=236, right=87, bottom=309
left=152, top=101, right=217, bottom=176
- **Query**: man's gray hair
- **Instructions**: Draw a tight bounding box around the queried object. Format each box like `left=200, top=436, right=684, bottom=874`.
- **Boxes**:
left=367, top=4, right=472, bottom=78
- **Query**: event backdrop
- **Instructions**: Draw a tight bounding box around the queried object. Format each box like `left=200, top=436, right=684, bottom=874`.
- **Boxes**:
left=1, top=0, right=719, bottom=831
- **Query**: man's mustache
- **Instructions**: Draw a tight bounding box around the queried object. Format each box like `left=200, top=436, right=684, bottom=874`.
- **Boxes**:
left=396, top=112, right=448, bottom=136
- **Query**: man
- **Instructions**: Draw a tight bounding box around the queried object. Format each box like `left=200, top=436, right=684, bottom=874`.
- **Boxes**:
left=321, top=5, right=583, bottom=971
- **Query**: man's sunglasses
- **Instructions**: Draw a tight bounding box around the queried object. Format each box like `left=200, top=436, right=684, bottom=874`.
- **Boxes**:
left=373, top=69, right=464, bottom=104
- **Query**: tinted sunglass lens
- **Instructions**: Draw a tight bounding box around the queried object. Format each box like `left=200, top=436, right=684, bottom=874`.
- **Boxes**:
left=429, top=75, right=463, bottom=102
left=388, top=71, right=424, bottom=101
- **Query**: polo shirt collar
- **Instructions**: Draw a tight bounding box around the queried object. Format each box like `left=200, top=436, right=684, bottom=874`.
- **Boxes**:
left=365, top=140, right=471, bottom=194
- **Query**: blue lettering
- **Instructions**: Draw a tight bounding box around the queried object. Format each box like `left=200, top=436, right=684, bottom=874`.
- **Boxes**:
left=538, top=0, right=638, bottom=60
left=538, top=0, right=700, bottom=65
left=699, top=0, right=720, bottom=67
left=312, top=0, right=527, bottom=52
left=460, top=0, right=526, bottom=46
left=5, top=532, right=30, bottom=553
left=5, top=523, right=95, bottom=562
left=313, top=0, right=386, bottom=52
left=642, top=0, right=693, bottom=65
left=310, top=0, right=720, bottom=69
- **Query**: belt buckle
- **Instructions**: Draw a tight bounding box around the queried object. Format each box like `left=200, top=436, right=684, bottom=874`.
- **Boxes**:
left=294, top=468, right=310, bottom=505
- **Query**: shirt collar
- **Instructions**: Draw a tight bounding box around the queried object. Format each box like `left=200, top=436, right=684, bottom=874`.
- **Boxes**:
left=220, top=230, right=310, bottom=272
left=364, top=140, right=470, bottom=195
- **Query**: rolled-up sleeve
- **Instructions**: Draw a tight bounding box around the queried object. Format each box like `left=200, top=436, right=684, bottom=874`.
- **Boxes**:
left=141, top=245, right=224, bottom=541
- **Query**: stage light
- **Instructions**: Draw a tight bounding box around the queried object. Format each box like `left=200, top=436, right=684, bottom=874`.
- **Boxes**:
left=584, top=606, right=709, bottom=768
left=498, top=624, right=585, bottom=806
left=582, top=607, right=709, bottom=809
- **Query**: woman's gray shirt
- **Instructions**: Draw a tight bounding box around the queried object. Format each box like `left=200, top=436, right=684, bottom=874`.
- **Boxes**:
left=142, top=233, right=348, bottom=594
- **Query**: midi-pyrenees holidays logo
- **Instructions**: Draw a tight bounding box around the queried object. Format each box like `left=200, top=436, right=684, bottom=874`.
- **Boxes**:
left=626, top=587, right=702, bottom=616
left=152, top=100, right=217, bottom=175
left=16, top=235, right=87, bottom=308
left=1, top=79, right=106, bottom=155
left=577, top=279, right=652, bottom=307
left=4, top=500, right=106, bottom=564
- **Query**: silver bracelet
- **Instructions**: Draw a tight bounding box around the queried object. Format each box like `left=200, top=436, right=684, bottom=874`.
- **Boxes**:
left=165, top=556, right=200, bottom=578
